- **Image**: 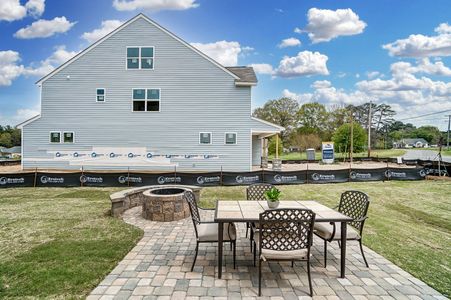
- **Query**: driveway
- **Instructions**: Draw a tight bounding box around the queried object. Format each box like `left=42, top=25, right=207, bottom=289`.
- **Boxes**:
left=403, top=149, right=451, bottom=163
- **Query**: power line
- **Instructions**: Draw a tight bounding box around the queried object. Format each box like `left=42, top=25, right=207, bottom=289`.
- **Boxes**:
left=398, top=109, right=451, bottom=121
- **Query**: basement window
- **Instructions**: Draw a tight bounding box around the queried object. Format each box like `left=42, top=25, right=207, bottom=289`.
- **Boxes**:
left=132, top=88, right=160, bottom=112
left=127, top=46, right=154, bottom=69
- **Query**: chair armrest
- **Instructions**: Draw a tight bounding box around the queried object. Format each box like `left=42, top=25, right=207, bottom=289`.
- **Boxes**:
left=355, top=216, right=368, bottom=222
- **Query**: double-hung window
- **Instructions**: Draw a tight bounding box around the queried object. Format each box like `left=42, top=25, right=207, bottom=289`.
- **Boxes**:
left=50, top=132, right=61, bottom=143
left=132, top=89, right=160, bottom=112
left=127, top=47, right=154, bottom=69
left=199, top=132, right=212, bottom=145
left=96, top=88, right=105, bottom=102
left=225, top=132, right=237, bottom=145
left=63, top=132, right=74, bottom=143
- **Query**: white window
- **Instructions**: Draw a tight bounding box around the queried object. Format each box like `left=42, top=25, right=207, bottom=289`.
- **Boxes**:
left=132, top=88, right=160, bottom=112
left=49, top=132, right=61, bottom=143
left=63, top=132, right=74, bottom=143
left=225, top=132, right=237, bottom=145
left=199, top=132, right=212, bottom=145
left=96, top=88, right=105, bottom=102
left=127, top=47, right=154, bottom=70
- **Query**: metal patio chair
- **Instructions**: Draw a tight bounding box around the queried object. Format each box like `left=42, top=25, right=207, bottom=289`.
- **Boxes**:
left=183, top=191, right=237, bottom=271
left=314, top=190, right=370, bottom=267
left=254, top=208, right=316, bottom=296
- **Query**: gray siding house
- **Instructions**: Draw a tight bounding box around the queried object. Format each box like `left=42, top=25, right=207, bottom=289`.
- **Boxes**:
left=19, top=14, right=282, bottom=172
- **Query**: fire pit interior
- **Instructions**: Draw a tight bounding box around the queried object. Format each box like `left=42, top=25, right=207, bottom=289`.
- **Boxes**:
left=142, top=187, right=191, bottom=222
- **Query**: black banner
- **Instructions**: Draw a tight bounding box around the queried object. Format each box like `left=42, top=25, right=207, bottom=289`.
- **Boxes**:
left=36, top=172, right=81, bottom=187
left=263, top=170, right=307, bottom=185
left=0, top=172, right=35, bottom=188
left=307, top=169, right=349, bottom=183
left=222, top=171, right=263, bottom=186
left=177, top=172, right=222, bottom=186
left=349, top=168, right=386, bottom=182
left=385, top=168, right=427, bottom=180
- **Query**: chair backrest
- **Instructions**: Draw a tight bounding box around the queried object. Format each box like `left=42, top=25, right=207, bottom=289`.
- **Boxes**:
left=246, top=183, right=274, bottom=201
left=184, top=191, right=201, bottom=237
left=338, top=191, right=370, bottom=232
left=259, top=209, right=315, bottom=252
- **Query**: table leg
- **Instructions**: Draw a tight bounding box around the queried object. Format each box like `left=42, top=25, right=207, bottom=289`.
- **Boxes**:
left=218, top=222, right=224, bottom=279
left=340, top=221, right=347, bottom=278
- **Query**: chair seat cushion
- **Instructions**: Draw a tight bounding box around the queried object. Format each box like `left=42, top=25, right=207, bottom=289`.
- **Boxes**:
left=197, top=223, right=236, bottom=242
left=254, top=232, right=309, bottom=260
left=314, top=222, right=360, bottom=240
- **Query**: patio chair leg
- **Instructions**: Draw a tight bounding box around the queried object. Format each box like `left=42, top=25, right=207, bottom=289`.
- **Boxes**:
left=250, top=228, right=254, bottom=253
left=245, top=222, right=249, bottom=238
left=337, top=240, right=341, bottom=249
left=258, top=258, right=262, bottom=297
left=324, top=239, right=327, bottom=267
left=291, top=260, right=294, bottom=267
left=233, top=241, right=236, bottom=269
left=307, top=259, right=313, bottom=297
left=191, top=242, right=199, bottom=272
left=359, top=239, right=369, bottom=268
left=253, top=241, right=257, bottom=267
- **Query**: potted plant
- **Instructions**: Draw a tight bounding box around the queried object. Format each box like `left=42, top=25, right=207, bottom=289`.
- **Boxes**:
left=264, top=187, right=281, bottom=209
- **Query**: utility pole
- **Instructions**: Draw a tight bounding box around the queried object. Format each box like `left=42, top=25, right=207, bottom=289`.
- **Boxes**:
left=447, top=115, right=450, bottom=150
left=367, top=101, right=372, bottom=158
left=350, top=109, right=354, bottom=164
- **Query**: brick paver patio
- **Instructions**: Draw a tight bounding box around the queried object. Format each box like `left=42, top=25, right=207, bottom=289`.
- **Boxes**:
left=88, top=207, right=446, bottom=300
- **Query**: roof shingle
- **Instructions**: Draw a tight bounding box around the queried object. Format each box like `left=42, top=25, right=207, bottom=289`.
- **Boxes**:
left=225, top=67, right=257, bottom=84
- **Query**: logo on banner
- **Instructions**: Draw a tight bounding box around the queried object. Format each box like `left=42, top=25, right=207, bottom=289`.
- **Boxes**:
left=385, top=170, right=406, bottom=178
left=80, top=175, right=103, bottom=184
left=311, top=173, right=335, bottom=181
left=118, top=175, right=142, bottom=184
left=197, top=176, right=221, bottom=185
left=157, top=176, right=181, bottom=184
left=40, top=176, right=64, bottom=184
left=0, top=176, right=25, bottom=185
left=274, top=174, right=298, bottom=183
left=350, top=171, right=371, bottom=180
left=235, top=175, right=259, bottom=184
left=419, top=169, right=426, bottom=177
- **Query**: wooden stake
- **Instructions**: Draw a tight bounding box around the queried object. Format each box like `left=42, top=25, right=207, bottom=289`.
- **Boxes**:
left=275, top=134, right=279, bottom=159
left=33, top=167, right=37, bottom=188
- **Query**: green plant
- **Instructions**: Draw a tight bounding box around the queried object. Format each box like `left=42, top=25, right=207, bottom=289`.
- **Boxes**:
left=264, top=187, right=281, bottom=202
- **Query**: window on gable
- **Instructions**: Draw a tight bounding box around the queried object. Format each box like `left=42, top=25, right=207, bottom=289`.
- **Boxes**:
left=127, top=47, right=154, bottom=69
left=63, top=132, right=74, bottom=143
left=96, top=88, right=105, bottom=102
left=199, top=132, right=212, bottom=145
left=132, top=89, right=160, bottom=112
left=225, top=133, right=237, bottom=145
left=50, top=132, right=61, bottom=143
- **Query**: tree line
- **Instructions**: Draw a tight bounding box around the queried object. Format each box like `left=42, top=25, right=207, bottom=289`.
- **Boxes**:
left=0, top=126, right=21, bottom=148
left=252, top=97, right=446, bottom=154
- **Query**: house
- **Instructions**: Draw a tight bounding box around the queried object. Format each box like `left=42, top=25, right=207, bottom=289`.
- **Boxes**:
left=393, top=138, right=429, bottom=149
left=0, top=146, right=21, bottom=159
left=17, top=14, right=283, bottom=172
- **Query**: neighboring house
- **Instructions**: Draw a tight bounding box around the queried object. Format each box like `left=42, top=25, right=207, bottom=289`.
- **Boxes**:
left=0, top=146, right=21, bottom=159
left=393, top=138, right=429, bottom=149
left=17, top=14, right=283, bottom=172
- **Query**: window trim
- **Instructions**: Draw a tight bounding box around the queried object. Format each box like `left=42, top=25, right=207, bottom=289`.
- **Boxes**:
left=224, top=132, right=238, bottom=145
left=63, top=131, right=75, bottom=144
left=199, top=132, right=212, bottom=145
left=49, top=131, right=61, bottom=143
left=126, top=46, right=155, bottom=70
left=96, top=88, right=106, bottom=102
left=131, top=88, right=161, bottom=112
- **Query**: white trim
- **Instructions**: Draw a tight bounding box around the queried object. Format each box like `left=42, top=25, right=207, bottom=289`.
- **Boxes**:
left=131, top=88, right=161, bottom=112
left=16, top=114, right=41, bottom=128
left=49, top=131, right=61, bottom=143
left=126, top=46, right=155, bottom=70
left=224, top=132, right=237, bottom=145
left=199, top=132, right=212, bottom=145
left=36, top=14, right=239, bottom=85
left=96, top=88, right=106, bottom=102
left=251, top=116, right=285, bottom=131
left=235, top=82, right=257, bottom=86
left=63, top=131, right=75, bottom=143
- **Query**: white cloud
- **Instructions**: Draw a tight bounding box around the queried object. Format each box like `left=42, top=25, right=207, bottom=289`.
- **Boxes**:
left=383, top=23, right=451, bottom=57
left=304, top=8, right=367, bottom=43
left=294, top=27, right=302, bottom=34
left=275, top=51, right=329, bottom=77
left=113, top=0, right=198, bottom=11
left=390, top=58, right=451, bottom=77
left=14, top=16, right=76, bottom=39
left=366, top=71, right=381, bottom=79
left=191, top=40, right=242, bottom=66
left=337, top=72, right=347, bottom=78
left=248, top=63, right=273, bottom=75
left=25, top=0, right=44, bottom=18
left=311, top=80, right=332, bottom=89
left=0, top=107, right=40, bottom=126
left=278, top=37, right=301, bottom=48
left=81, top=20, right=123, bottom=43
left=0, top=50, right=24, bottom=86
left=23, top=46, right=78, bottom=77
left=0, top=0, right=45, bottom=21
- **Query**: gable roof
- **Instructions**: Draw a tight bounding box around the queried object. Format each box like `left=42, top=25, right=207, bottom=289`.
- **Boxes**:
left=225, top=67, right=257, bottom=85
left=36, top=13, right=240, bottom=85
left=16, top=114, right=41, bottom=128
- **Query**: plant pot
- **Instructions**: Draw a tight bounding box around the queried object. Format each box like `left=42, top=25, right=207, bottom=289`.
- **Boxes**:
left=267, top=200, right=280, bottom=209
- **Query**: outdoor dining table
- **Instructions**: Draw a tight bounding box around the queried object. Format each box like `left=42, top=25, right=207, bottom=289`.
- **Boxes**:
left=214, top=200, right=353, bottom=279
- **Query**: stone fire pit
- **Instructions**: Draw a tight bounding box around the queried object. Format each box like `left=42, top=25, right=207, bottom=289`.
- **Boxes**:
left=142, top=187, right=191, bottom=222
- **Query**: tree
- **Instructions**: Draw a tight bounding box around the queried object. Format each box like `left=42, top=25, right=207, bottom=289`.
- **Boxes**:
left=0, top=132, right=13, bottom=148
left=413, top=126, right=442, bottom=144
left=333, top=123, right=367, bottom=153
left=297, top=102, right=328, bottom=137
left=253, top=97, right=299, bottom=143
left=290, top=132, right=321, bottom=151
left=0, top=125, right=21, bottom=147
left=268, top=135, right=283, bottom=156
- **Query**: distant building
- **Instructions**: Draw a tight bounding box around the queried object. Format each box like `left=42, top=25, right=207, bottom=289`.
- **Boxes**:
left=0, top=146, right=21, bottom=158
left=393, top=138, right=429, bottom=149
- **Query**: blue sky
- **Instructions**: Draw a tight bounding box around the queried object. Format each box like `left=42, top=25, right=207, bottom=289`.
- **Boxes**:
left=1, top=0, right=450, bottom=129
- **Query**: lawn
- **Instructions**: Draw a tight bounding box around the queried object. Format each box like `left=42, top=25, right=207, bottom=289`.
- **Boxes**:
left=0, top=181, right=450, bottom=298
left=270, top=148, right=407, bottom=160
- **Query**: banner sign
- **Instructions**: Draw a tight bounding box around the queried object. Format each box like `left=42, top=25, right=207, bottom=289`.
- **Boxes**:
left=36, top=172, right=81, bottom=187
left=0, top=172, right=35, bottom=188
left=222, top=171, right=263, bottom=186
left=177, top=172, right=222, bottom=186
left=263, top=170, right=307, bottom=185
left=308, top=169, right=349, bottom=183
left=385, top=168, right=427, bottom=180
left=349, top=168, right=386, bottom=182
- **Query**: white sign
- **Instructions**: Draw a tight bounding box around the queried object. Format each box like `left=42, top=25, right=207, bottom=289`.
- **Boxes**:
left=322, top=142, right=334, bottom=164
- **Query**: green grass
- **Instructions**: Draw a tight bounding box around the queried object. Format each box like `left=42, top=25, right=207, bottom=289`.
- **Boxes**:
left=270, top=149, right=407, bottom=160
left=0, top=188, right=143, bottom=299
left=199, top=181, right=451, bottom=297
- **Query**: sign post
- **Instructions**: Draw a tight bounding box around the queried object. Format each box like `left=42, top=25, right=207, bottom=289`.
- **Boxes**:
left=322, top=142, right=334, bottom=164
